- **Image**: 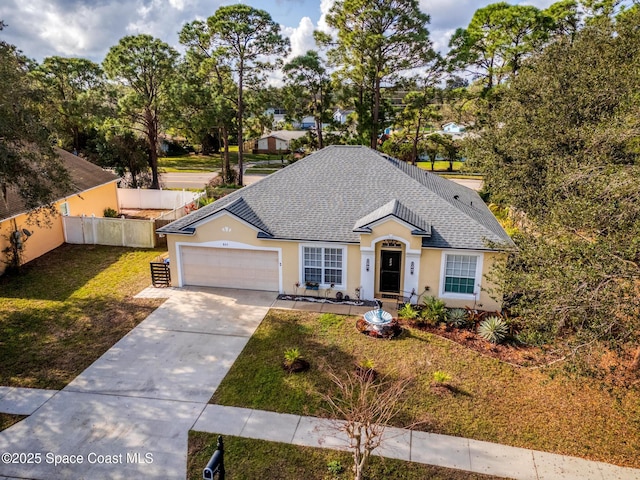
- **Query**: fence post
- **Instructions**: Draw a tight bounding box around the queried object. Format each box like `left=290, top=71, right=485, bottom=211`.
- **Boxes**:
left=91, top=214, right=97, bottom=245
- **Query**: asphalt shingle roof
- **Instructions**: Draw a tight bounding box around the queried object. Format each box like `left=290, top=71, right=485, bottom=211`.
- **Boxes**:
left=158, top=145, right=514, bottom=251
left=0, top=147, right=119, bottom=221
left=353, top=199, right=431, bottom=236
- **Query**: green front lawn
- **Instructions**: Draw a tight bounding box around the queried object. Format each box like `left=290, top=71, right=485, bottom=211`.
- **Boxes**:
left=159, top=147, right=287, bottom=173
left=417, top=160, right=465, bottom=172
left=0, top=244, right=165, bottom=389
left=158, top=154, right=221, bottom=172
left=188, top=432, right=508, bottom=480
left=211, top=311, right=640, bottom=468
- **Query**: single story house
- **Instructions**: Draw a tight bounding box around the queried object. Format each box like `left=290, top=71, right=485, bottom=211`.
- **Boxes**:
left=333, top=108, right=355, bottom=125
left=158, top=146, right=514, bottom=310
left=0, top=148, right=119, bottom=273
left=252, top=130, right=308, bottom=154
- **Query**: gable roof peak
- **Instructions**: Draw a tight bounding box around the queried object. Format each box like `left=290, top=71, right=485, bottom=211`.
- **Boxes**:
left=353, top=198, right=431, bottom=236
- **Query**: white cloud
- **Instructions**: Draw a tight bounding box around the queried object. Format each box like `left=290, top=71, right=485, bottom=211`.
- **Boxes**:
left=285, top=16, right=315, bottom=59
left=317, top=0, right=335, bottom=34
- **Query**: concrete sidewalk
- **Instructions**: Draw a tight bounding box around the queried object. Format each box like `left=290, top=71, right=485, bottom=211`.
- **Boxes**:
left=193, top=404, right=640, bottom=480
left=0, top=388, right=57, bottom=416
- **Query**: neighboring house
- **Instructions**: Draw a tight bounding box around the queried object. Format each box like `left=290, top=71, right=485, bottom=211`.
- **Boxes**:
left=442, top=122, right=466, bottom=134
left=158, top=146, right=514, bottom=310
left=252, top=130, right=308, bottom=154
left=333, top=108, right=355, bottom=124
left=265, top=107, right=288, bottom=125
left=299, top=116, right=316, bottom=130
left=0, top=148, right=119, bottom=273
left=159, top=133, right=188, bottom=154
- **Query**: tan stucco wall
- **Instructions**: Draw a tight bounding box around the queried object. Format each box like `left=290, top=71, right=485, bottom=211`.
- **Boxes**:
left=166, top=213, right=361, bottom=296
left=359, top=220, right=423, bottom=251
left=418, top=249, right=503, bottom=311
left=65, top=182, right=118, bottom=217
left=166, top=213, right=506, bottom=310
left=0, top=181, right=118, bottom=273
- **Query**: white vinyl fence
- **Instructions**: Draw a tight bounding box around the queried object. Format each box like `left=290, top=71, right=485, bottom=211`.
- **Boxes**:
left=63, top=188, right=205, bottom=248
left=117, top=188, right=202, bottom=210
left=64, top=216, right=156, bottom=248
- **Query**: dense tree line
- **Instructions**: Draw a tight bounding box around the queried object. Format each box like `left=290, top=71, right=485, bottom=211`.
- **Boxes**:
left=470, top=3, right=640, bottom=377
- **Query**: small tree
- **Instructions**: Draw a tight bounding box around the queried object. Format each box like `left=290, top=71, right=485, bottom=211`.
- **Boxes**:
left=321, top=368, right=412, bottom=480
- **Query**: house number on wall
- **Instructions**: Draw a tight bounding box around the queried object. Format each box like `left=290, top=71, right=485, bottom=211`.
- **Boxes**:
left=222, top=242, right=229, bottom=247
left=381, top=240, right=402, bottom=248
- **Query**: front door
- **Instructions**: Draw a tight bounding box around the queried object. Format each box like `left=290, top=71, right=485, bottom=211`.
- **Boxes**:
left=379, top=250, right=401, bottom=293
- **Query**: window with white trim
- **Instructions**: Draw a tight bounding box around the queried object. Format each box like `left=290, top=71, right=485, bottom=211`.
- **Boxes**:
left=444, top=254, right=477, bottom=294
left=303, top=246, right=344, bottom=286
left=60, top=202, right=70, bottom=216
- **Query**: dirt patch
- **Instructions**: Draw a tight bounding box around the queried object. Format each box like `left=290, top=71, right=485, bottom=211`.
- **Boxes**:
left=119, top=208, right=172, bottom=219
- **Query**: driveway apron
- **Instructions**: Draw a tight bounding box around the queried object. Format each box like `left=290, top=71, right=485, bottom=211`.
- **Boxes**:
left=0, top=287, right=274, bottom=480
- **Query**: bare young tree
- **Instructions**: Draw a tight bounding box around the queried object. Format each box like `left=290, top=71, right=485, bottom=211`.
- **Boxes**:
left=320, top=368, right=413, bottom=480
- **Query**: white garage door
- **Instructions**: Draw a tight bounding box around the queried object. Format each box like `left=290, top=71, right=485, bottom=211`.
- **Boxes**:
left=180, top=246, right=279, bottom=291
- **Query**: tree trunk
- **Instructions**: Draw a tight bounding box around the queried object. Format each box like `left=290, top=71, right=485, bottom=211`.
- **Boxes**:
left=221, top=126, right=230, bottom=183
left=236, top=60, right=244, bottom=186
left=316, top=87, right=324, bottom=150
left=371, top=68, right=381, bottom=150
left=411, top=117, right=422, bottom=166
left=146, top=107, right=160, bottom=189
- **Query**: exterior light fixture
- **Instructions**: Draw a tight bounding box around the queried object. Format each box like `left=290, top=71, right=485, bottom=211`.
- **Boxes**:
left=366, top=259, right=370, bottom=272
left=410, top=261, right=414, bottom=275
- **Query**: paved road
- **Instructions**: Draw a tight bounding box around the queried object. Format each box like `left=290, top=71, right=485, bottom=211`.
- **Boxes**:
left=159, top=171, right=217, bottom=189
left=449, top=177, right=483, bottom=191
left=160, top=171, right=482, bottom=191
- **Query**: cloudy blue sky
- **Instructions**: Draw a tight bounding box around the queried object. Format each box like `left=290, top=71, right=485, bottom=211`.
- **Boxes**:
left=0, top=0, right=555, bottom=64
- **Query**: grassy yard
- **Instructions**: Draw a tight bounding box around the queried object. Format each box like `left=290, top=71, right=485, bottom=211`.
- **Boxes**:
left=0, top=414, right=25, bottom=432
left=159, top=147, right=286, bottom=173
left=158, top=154, right=221, bottom=172
left=0, top=244, right=165, bottom=390
left=188, top=432, right=508, bottom=480
left=417, top=160, right=465, bottom=172
left=211, top=311, right=640, bottom=468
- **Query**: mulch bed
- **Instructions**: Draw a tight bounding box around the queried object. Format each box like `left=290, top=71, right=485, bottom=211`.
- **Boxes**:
left=399, top=320, right=549, bottom=367
left=282, top=358, right=310, bottom=373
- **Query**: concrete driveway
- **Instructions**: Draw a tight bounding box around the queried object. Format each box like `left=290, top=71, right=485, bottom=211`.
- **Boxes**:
left=0, top=287, right=275, bottom=480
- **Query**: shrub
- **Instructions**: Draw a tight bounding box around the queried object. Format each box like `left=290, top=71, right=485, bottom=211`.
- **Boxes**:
left=103, top=207, right=118, bottom=218
left=327, top=460, right=344, bottom=475
left=197, top=196, right=213, bottom=208
left=432, top=370, right=452, bottom=384
left=283, top=347, right=301, bottom=366
left=478, top=316, right=509, bottom=344
left=398, top=303, right=418, bottom=320
left=420, top=296, right=446, bottom=325
left=445, top=308, right=469, bottom=328
left=359, top=358, right=375, bottom=370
